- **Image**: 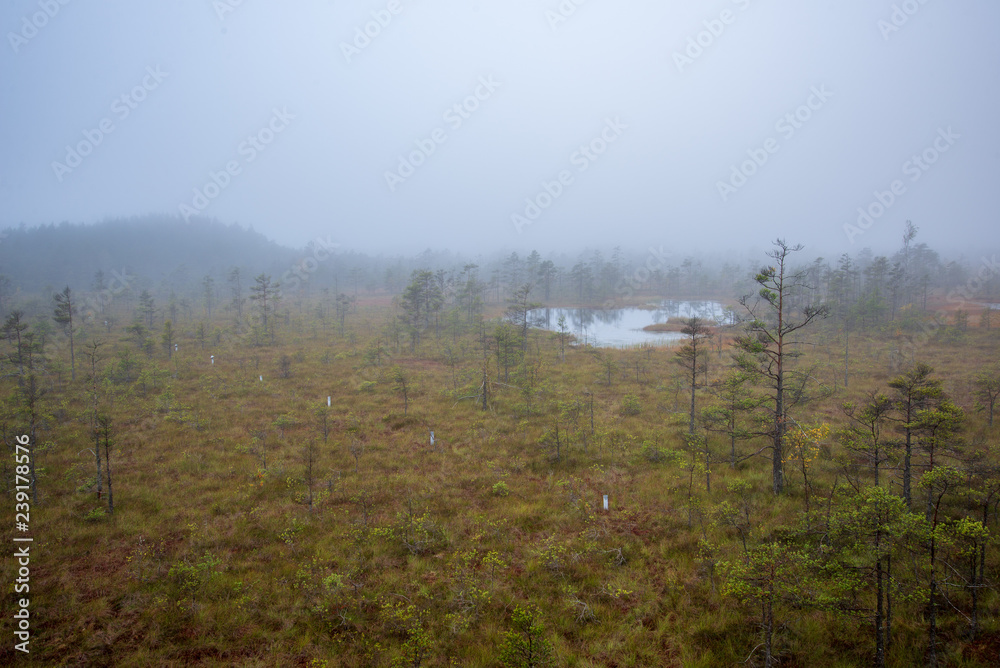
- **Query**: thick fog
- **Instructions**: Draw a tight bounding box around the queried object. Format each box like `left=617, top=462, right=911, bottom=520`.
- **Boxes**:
left=1, top=0, right=997, bottom=255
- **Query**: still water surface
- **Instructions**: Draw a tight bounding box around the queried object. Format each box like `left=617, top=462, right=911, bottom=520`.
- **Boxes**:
left=528, top=300, right=727, bottom=348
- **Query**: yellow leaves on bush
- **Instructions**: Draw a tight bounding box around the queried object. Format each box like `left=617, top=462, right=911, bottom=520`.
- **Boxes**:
left=784, top=423, right=830, bottom=466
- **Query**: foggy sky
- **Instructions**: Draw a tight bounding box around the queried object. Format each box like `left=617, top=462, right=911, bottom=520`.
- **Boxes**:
left=1, top=0, right=997, bottom=257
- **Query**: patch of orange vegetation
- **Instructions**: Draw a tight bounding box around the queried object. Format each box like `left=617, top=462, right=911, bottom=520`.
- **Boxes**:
left=925, top=294, right=998, bottom=327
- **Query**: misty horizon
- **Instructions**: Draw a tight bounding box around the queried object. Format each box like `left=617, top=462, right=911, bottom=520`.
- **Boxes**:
left=1, top=1, right=997, bottom=257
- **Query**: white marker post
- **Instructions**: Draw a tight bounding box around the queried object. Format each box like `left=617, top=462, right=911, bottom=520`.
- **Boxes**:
left=430, top=430, right=435, bottom=446
left=327, top=396, right=331, bottom=407
left=259, top=375, right=263, bottom=382
left=210, top=355, right=214, bottom=365
left=603, top=494, right=609, bottom=511
left=174, top=344, right=178, bottom=352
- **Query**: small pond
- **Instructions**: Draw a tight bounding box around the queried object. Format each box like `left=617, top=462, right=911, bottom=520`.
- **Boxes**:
left=528, top=300, right=728, bottom=349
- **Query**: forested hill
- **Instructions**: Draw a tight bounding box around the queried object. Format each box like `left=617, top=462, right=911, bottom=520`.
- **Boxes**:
left=0, top=216, right=297, bottom=293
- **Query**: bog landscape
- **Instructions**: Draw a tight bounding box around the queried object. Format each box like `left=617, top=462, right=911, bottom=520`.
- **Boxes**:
left=1, top=219, right=999, bottom=666
left=3, top=2, right=999, bottom=666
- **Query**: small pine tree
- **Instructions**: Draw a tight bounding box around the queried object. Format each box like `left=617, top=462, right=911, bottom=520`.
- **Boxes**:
left=498, top=604, right=554, bottom=668
left=161, top=320, right=174, bottom=359
left=52, top=286, right=76, bottom=381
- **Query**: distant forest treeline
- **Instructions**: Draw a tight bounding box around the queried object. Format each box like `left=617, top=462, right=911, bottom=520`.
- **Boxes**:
left=0, top=216, right=997, bottom=331
left=0, top=216, right=293, bottom=293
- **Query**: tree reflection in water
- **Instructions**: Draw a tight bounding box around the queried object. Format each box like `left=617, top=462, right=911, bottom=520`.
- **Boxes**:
left=528, top=300, right=728, bottom=348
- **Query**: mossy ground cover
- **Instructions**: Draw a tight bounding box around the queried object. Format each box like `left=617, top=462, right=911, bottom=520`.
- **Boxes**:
left=2, top=297, right=999, bottom=667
